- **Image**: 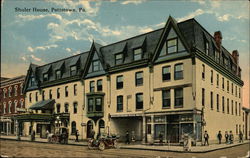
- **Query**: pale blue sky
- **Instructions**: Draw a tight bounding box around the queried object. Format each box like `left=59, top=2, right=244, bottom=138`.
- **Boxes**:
left=1, top=0, right=249, bottom=106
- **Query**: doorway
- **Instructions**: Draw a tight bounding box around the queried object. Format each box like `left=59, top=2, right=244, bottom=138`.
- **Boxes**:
left=87, top=120, right=93, bottom=138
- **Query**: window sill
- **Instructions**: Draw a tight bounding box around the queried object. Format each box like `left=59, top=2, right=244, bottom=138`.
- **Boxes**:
left=136, top=109, right=143, bottom=111
left=136, top=84, right=143, bottom=87
left=162, top=107, right=171, bottom=109
left=174, top=78, right=183, bottom=81
left=162, top=79, right=171, bottom=82
left=116, top=110, right=123, bottom=112
left=202, top=78, right=205, bottom=81
left=174, top=106, right=183, bottom=108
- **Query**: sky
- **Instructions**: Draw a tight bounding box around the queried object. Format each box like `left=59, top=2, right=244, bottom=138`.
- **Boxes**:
left=1, top=0, right=249, bottom=107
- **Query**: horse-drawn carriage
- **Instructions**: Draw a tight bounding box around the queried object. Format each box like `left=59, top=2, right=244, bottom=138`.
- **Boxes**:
left=48, top=127, right=68, bottom=144
left=88, top=134, right=119, bottom=151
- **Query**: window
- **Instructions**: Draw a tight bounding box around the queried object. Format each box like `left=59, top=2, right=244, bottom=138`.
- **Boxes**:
left=8, top=101, right=11, bottom=113
left=56, top=104, right=60, bottom=113
left=3, top=103, right=6, bottom=114
left=175, top=88, right=183, bottom=107
left=70, top=66, right=77, bottom=76
left=136, top=93, right=143, bottom=110
left=35, top=92, right=38, bottom=102
left=116, top=75, right=123, bottom=89
left=31, top=77, right=35, bottom=86
left=135, top=71, right=143, bottom=86
left=92, top=60, right=101, bottom=72
left=231, top=100, right=234, bottom=115
left=216, top=74, right=219, bottom=87
left=222, top=77, right=224, bottom=90
left=65, top=86, right=68, bottom=97
left=49, top=89, right=52, bottom=99
left=222, top=96, right=225, bottom=113
left=236, top=124, right=238, bottom=135
left=73, top=102, right=78, bottom=114
left=29, top=93, right=32, bottom=103
left=90, top=81, right=95, bottom=92
left=97, top=80, right=102, bottom=91
left=43, top=73, right=49, bottom=82
left=57, top=88, right=60, bottom=99
left=162, top=66, right=171, bottom=81
left=227, top=98, right=229, bottom=114
left=56, top=70, right=61, bottom=79
left=216, top=94, right=219, bottom=111
left=205, top=41, right=209, bottom=55
left=202, top=64, right=205, bottom=79
left=211, top=70, right=213, bottom=84
left=162, top=90, right=170, bottom=108
left=115, top=53, right=123, bottom=65
left=239, top=103, right=241, bottom=116
left=134, top=48, right=142, bottom=61
left=14, top=101, right=18, bottom=113
left=117, top=96, right=123, bottom=112
left=231, top=83, right=234, bottom=94
left=71, top=121, right=76, bottom=135
left=227, top=80, right=229, bottom=92
left=215, top=50, right=220, bottom=63
left=167, top=38, right=177, bottom=54
left=174, top=64, right=183, bottom=80
left=235, top=86, right=237, bottom=97
left=235, top=101, right=237, bottom=115
left=239, top=88, right=241, bottom=98
left=95, top=98, right=102, bottom=111
left=210, top=92, right=213, bottom=110
left=64, top=103, right=69, bottom=113
left=42, top=90, right=45, bottom=101
left=20, top=84, right=23, bottom=95
left=74, top=84, right=77, bottom=96
left=202, top=88, right=205, bottom=106
left=88, top=98, right=93, bottom=112
left=14, top=86, right=18, bottom=96
left=3, top=89, right=6, bottom=98
left=8, top=87, right=12, bottom=97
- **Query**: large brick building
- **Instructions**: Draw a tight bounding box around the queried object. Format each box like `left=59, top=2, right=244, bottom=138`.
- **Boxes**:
left=0, top=75, right=26, bottom=135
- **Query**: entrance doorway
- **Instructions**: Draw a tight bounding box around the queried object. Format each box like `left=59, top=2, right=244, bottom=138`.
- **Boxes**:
left=87, top=120, right=93, bottom=138
left=98, top=119, right=105, bottom=135
left=167, top=124, right=179, bottom=143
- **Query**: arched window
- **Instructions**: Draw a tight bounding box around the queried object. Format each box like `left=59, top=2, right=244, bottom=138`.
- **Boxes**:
left=57, top=88, right=60, bottom=99
left=14, top=100, right=18, bottom=113
left=64, top=103, right=69, bottom=113
left=3, top=88, right=7, bottom=98
left=56, top=104, right=61, bottom=113
left=99, top=119, right=105, bottom=135
left=71, top=121, right=76, bottom=135
left=29, top=93, right=32, bottom=103
left=8, top=87, right=12, bottom=97
left=8, top=101, right=12, bottom=113
left=73, top=102, right=78, bottom=114
left=20, top=99, right=24, bottom=108
left=65, top=86, right=69, bottom=97
left=3, top=102, right=6, bottom=114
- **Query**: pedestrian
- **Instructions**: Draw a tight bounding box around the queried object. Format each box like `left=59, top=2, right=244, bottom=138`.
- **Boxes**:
left=125, top=131, right=130, bottom=144
left=159, top=132, right=163, bottom=144
left=229, top=131, right=234, bottom=144
left=46, top=130, right=49, bottom=139
left=204, top=130, right=209, bottom=146
left=225, top=131, right=229, bottom=144
left=217, top=131, right=222, bottom=144
left=32, top=130, right=36, bottom=141
left=75, top=130, right=79, bottom=142
left=239, top=131, right=243, bottom=143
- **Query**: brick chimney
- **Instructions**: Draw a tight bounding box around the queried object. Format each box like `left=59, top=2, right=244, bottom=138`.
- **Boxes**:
left=214, top=31, right=222, bottom=49
left=232, top=50, right=239, bottom=76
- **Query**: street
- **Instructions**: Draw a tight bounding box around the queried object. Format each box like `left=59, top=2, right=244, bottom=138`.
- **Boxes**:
left=0, top=140, right=249, bottom=158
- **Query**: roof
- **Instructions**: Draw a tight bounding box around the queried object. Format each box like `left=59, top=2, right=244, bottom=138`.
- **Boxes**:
left=29, top=99, right=55, bottom=110
left=0, top=75, right=26, bottom=87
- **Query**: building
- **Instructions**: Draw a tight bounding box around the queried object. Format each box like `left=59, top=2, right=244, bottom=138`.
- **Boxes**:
left=20, top=16, right=244, bottom=144
left=242, top=107, right=250, bottom=140
left=0, top=75, right=26, bottom=135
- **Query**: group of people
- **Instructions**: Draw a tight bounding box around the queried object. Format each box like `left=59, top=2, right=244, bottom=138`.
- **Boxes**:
left=204, top=130, right=244, bottom=146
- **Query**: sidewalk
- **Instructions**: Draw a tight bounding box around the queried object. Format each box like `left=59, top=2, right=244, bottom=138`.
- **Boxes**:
left=1, top=135, right=249, bottom=153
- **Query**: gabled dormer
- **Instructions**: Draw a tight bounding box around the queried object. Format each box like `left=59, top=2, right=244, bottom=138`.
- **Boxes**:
left=83, top=42, right=106, bottom=78
left=113, top=42, right=127, bottom=65
left=132, top=36, right=146, bottom=61
left=69, top=55, right=81, bottom=76
left=152, top=16, right=190, bottom=63
left=42, top=65, right=51, bottom=82
left=54, top=61, right=65, bottom=80
left=23, top=63, right=40, bottom=92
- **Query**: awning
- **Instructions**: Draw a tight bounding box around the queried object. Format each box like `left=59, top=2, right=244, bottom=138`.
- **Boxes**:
left=29, top=99, right=55, bottom=110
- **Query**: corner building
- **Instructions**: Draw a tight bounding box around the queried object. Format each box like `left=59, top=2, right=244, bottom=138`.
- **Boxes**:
left=22, top=17, right=244, bottom=144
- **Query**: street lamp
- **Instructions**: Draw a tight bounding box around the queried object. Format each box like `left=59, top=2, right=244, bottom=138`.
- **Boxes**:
left=55, top=116, right=61, bottom=134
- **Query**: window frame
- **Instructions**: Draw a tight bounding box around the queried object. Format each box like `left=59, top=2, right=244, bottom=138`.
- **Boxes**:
left=174, top=63, right=183, bottom=80
left=55, top=70, right=62, bottom=79
left=136, top=93, right=143, bottom=110
left=174, top=88, right=183, bottom=108
left=97, top=79, right=103, bottom=91
left=73, top=102, right=78, bottom=114
left=162, top=66, right=171, bottom=81
left=133, top=48, right=143, bottom=61
left=90, top=81, right=95, bottom=92
left=166, top=38, right=178, bottom=54
left=162, top=90, right=171, bottom=108
left=70, top=65, right=77, bottom=76
left=115, top=53, right=123, bottom=65
left=92, top=60, right=101, bottom=72
left=43, top=73, right=49, bottom=82
left=116, top=75, right=123, bottom=89
left=117, top=95, right=123, bottom=112
left=135, top=71, right=143, bottom=86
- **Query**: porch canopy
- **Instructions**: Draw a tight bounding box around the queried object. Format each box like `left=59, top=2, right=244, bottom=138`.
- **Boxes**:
left=29, top=99, right=55, bottom=110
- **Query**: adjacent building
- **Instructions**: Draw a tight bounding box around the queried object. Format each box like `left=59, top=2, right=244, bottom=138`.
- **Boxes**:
left=0, top=75, right=26, bottom=135
left=19, top=16, right=244, bottom=144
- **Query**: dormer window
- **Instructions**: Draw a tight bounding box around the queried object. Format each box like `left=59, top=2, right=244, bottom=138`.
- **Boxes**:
left=167, top=38, right=177, bottom=54
left=92, top=60, right=101, bottom=72
left=215, top=50, right=220, bottom=63
left=134, top=48, right=142, bottom=61
left=43, top=73, right=49, bottom=82
left=70, top=66, right=77, bottom=76
left=31, top=77, right=35, bottom=86
left=115, top=53, right=123, bottom=65
left=56, top=70, right=62, bottom=79
left=205, top=41, right=209, bottom=55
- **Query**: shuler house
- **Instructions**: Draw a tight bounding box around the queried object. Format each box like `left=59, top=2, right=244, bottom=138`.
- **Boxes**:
left=16, top=16, right=244, bottom=145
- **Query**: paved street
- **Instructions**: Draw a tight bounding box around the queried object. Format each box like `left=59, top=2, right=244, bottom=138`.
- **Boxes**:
left=0, top=140, right=249, bottom=158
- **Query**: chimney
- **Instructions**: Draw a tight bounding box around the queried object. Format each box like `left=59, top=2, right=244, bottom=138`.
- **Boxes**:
left=232, top=50, right=239, bottom=76
left=214, top=31, right=222, bottom=49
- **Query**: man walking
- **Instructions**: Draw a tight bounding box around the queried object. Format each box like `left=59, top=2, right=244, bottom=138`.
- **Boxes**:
left=225, top=131, right=229, bottom=144
left=125, top=131, right=130, bottom=144
left=239, top=131, right=243, bottom=143
left=217, top=131, right=222, bottom=144
left=204, top=130, right=209, bottom=146
left=229, top=131, right=234, bottom=144
left=75, top=130, right=79, bottom=142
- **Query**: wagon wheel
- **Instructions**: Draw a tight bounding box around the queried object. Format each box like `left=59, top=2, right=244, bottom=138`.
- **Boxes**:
left=98, top=142, right=105, bottom=151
